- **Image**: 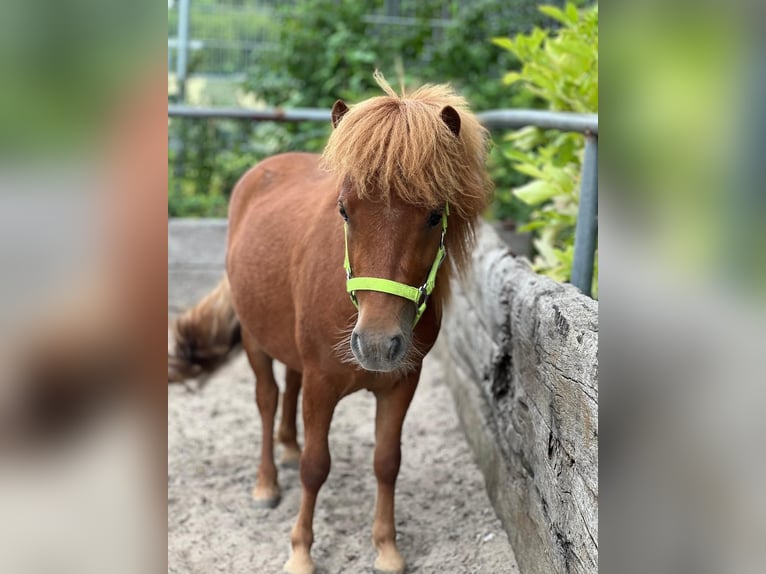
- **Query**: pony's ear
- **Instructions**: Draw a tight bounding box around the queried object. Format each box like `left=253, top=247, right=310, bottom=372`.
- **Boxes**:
left=331, top=100, right=349, bottom=128
left=440, top=105, right=461, bottom=137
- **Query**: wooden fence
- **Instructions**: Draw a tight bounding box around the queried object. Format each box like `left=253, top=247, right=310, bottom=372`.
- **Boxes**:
left=436, top=221, right=598, bottom=574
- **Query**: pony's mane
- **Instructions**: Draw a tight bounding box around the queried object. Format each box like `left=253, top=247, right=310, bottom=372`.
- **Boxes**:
left=320, top=72, right=494, bottom=286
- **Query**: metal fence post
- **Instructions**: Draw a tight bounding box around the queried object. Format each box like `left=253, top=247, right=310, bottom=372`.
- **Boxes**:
left=571, top=133, right=598, bottom=296
left=176, top=0, right=191, bottom=103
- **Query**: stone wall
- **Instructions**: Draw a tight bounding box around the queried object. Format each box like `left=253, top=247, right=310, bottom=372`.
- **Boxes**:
left=436, top=222, right=598, bottom=574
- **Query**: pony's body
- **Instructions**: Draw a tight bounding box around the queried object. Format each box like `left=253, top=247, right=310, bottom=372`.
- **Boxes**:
left=227, top=152, right=441, bottom=393
left=169, top=74, right=491, bottom=574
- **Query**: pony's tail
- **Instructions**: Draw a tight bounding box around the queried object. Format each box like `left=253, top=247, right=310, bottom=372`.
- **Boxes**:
left=168, top=275, right=241, bottom=383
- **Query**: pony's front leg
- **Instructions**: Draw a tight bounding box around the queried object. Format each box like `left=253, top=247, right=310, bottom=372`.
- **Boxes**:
left=371, top=374, right=419, bottom=574
left=283, top=372, right=339, bottom=574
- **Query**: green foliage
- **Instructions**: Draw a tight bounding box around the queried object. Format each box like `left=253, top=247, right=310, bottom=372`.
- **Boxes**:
left=245, top=0, right=381, bottom=108
left=244, top=0, right=562, bottom=110
left=170, top=0, right=570, bottom=218
left=238, top=0, right=567, bottom=223
left=167, top=117, right=313, bottom=217
left=493, top=2, right=598, bottom=291
left=169, top=0, right=594, bottom=235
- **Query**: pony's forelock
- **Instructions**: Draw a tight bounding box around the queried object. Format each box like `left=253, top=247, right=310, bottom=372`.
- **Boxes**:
left=320, top=72, right=494, bottom=284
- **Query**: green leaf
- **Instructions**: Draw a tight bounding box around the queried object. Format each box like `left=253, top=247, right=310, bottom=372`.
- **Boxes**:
left=518, top=221, right=547, bottom=232
left=491, top=37, right=514, bottom=52
left=505, top=126, right=542, bottom=150
left=547, top=166, right=574, bottom=190
left=558, top=38, right=593, bottom=60
left=502, top=71, right=522, bottom=85
left=514, top=163, right=546, bottom=179
left=533, top=235, right=560, bottom=269
left=566, top=2, right=580, bottom=23
left=513, top=180, right=558, bottom=206
left=538, top=5, right=569, bottom=25
left=502, top=147, right=533, bottom=163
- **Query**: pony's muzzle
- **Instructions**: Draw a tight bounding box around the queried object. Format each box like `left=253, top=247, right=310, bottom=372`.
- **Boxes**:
left=350, top=328, right=408, bottom=372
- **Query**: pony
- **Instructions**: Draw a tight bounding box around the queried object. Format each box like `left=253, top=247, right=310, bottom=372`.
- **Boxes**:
left=169, top=72, right=492, bottom=574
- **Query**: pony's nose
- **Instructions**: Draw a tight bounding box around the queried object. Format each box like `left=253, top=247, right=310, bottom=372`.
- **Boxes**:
left=351, top=329, right=407, bottom=371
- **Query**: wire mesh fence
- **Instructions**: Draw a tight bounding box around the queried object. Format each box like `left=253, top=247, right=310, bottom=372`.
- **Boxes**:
left=168, top=0, right=280, bottom=76
left=167, top=1, right=542, bottom=78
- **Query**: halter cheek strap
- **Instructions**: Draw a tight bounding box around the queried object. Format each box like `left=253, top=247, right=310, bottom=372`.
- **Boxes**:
left=343, top=203, right=449, bottom=326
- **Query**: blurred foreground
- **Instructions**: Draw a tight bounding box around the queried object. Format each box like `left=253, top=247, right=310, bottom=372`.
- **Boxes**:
left=0, top=1, right=166, bottom=568
left=602, top=2, right=766, bottom=573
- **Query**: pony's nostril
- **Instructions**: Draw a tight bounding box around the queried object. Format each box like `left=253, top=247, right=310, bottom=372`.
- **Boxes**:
left=351, top=331, right=362, bottom=357
left=387, top=334, right=404, bottom=361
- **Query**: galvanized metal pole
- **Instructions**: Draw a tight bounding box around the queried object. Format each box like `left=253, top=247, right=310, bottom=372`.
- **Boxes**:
left=571, top=134, right=598, bottom=296
left=164, top=105, right=601, bottom=294
left=478, top=110, right=598, bottom=134
left=168, top=105, right=332, bottom=122
left=176, top=0, right=191, bottom=102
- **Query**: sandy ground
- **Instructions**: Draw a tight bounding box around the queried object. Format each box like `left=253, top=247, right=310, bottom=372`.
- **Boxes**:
left=168, top=353, right=520, bottom=574
left=168, top=219, right=519, bottom=574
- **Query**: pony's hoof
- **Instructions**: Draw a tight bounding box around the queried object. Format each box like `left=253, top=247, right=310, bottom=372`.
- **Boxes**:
left=373, top=548, right=405, bottom=574
left=279, top=447, right=301, bottom=469
left=252, top=484, right=281, bottom=509
left=252, top=495, right=280, bottom=509
left=283, top=552, right=314, bottom=574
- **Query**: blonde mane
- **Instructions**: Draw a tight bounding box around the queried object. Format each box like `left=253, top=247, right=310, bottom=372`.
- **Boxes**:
left=320, top=72, right=494, bottom=281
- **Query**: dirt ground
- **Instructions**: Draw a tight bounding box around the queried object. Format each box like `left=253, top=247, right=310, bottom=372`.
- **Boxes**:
left=168, top=351, right=519, bottom=574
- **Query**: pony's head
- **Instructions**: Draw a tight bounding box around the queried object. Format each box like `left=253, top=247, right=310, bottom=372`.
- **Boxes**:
left=322, top=72, right=493, bottom=373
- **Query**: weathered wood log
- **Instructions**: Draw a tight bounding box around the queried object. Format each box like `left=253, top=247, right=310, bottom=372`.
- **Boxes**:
left=437, top=221, right=598, bottom=574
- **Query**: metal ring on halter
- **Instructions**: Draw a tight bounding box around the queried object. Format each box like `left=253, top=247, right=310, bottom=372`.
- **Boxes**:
left=416, top=286, right=428, bottom=307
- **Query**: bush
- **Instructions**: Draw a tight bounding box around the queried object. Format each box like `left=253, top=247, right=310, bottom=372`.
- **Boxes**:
left=167, top=117, right=309, bottom=217
left=244, top=0, right=561, bottom=110
left=492, top=2, right=598, bottom=291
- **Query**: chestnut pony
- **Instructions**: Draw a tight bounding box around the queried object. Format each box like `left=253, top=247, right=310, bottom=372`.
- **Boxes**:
left=169, top=73, right=492, bottom=574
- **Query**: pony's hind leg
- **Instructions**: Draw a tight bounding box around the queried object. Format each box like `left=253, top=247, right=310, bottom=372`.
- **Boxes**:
left=371, top=374, right=419, bottom=574
left=278, top=368, right=302, bottom=468
left=243, top=337, right=281, bottom=508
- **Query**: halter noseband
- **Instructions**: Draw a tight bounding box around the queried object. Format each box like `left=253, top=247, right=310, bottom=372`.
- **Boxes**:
left=343, top=203, right=449, bottom=326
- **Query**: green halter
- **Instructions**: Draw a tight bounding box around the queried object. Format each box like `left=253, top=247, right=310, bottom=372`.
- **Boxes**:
left=343, top=203, right=449, bottom=326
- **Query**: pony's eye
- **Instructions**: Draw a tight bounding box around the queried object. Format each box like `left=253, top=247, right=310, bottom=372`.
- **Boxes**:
left=339, top=204, right=349, bottom=222
left=427, top=210, right=442, bottom=228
